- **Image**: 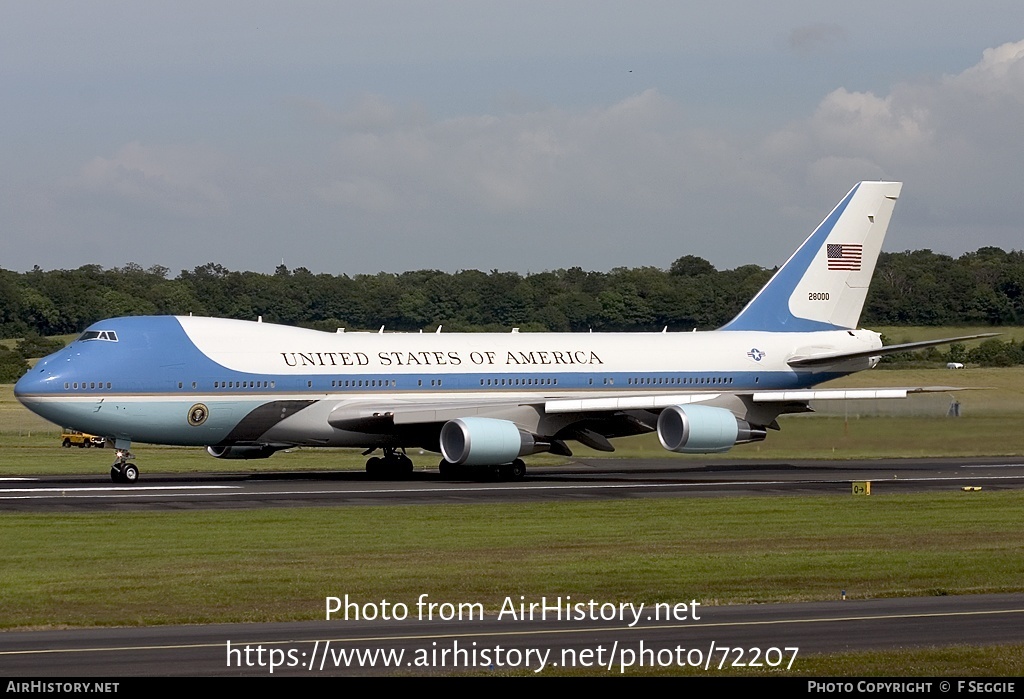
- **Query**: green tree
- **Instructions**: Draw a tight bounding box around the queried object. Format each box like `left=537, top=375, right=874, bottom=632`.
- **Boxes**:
left=0, top=347, right=28, bottom=382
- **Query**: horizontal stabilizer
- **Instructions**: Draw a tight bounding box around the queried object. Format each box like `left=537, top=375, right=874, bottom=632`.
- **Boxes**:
left=787, top=333, right=1000, bottom=368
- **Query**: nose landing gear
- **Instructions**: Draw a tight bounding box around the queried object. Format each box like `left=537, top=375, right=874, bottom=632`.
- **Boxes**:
left=110, top=441, right=139, bottom=483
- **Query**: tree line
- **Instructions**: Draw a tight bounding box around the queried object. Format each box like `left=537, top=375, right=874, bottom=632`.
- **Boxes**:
left=1, top=247, right=1023, bottom=380
left=4, top=247, right=1024, bottom=337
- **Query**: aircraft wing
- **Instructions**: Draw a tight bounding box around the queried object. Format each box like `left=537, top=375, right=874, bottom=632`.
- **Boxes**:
left=328, top=384, right=965, bottom=429
left=327, top=396, right=551, bottom=432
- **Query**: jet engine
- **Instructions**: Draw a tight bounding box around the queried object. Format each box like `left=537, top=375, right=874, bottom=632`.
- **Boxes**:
left=657, top=404, right=766, bottom=454
left=207, top=445, right=280, bottom=460
left=440, top=417, right=546, bottom=466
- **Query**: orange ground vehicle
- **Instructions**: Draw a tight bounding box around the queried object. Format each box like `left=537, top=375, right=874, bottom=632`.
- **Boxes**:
left=60, top=429, right=106, bottom=448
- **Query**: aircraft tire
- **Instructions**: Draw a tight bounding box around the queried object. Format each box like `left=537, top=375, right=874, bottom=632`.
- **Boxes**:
left=366, top=457, right=382, bottom=476
left=122, top=464, right=139, bottom=483
left=510, top=459, right=526, bottom=480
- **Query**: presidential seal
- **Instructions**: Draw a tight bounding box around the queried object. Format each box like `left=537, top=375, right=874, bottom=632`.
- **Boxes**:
left=187, top=403, right=209, bottom=426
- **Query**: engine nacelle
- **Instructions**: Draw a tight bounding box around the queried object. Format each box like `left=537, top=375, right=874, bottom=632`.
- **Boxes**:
left=440, top=417, right=539, bottom=466
left=207, top=445, right=279, bottom=460
left=657, top=404, right=766, bottom=454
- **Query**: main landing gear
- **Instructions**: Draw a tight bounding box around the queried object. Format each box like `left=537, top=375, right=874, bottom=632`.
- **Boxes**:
left=364, top=447, right=415, bottom=478
left=438, top=458, right=526, bottom=481
left=110, top=440, right=139, bottom=484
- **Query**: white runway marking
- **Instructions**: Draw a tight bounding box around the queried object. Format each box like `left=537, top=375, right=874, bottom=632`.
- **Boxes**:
left=963, top=463, right=1024, bottom=468
left=0, top=485, right=241, bottom=499
left=3, top=473, right=1023, bottom=500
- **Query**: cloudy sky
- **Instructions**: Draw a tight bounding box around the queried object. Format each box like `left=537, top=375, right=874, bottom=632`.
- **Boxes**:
left=2, top=1, right=1023, bottom=275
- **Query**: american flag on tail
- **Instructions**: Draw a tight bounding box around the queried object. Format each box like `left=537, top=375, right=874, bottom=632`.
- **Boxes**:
left=827, top=243, right=863, bottom=271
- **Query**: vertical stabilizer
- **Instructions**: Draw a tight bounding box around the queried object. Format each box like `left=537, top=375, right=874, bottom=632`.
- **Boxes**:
left=720, top=181, right=902, bottom=332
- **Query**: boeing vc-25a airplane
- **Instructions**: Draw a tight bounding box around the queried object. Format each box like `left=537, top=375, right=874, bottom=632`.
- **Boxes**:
left=16, top=182, right=988, bottom=483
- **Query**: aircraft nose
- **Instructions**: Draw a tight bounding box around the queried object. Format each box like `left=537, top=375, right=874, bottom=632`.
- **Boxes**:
left=14, top=366, right=42, bottom=399
left=14, top=355, right=61, bottom=401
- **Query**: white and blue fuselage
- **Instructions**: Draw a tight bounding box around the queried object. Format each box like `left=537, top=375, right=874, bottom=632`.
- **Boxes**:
left=15, top=315, right=881, bottom=448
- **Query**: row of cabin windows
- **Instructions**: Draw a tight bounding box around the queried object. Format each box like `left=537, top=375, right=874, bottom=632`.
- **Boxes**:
left=628, top=376, right=734, bottom=386
left=66, top=375, right=739, bottom=392
left=212, top=380, right=275, bottom=389
left=480, top=377, right=558, bottom=387
left=65, top=382, right=112, bottom=390
left=331, top=379, right=395, bottom=388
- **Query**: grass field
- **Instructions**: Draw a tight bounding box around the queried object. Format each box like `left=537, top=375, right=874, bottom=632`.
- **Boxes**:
left=2, top=492, right=1022, bottom=630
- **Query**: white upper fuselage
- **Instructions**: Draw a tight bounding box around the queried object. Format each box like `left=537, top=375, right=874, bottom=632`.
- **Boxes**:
left=180, top=316, right=880, bottom=382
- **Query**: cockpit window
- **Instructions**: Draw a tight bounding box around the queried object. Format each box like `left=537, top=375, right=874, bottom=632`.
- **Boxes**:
left=78, top=330, right=118, bottom=342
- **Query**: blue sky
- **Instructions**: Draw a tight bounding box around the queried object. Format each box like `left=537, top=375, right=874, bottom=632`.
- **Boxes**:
left=3, top=2, right=1024, bottom=275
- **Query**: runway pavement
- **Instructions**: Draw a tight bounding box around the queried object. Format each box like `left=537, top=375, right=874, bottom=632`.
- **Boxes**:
left=2, top=593, right=1022, bottom=676
left=1, top=456, right=1023, bottom=511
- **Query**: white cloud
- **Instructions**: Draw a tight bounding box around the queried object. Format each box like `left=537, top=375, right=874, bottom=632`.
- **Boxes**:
left=755, top=39, right=1024, bottom=240
left=311, top=88, right=693, bottom=218
left=72, top=142, right=230, bottom=218
left=944, top=39, right=1024, bottom=97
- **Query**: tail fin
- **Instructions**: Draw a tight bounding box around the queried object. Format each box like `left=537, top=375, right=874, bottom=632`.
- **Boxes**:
left=720, top=181, right=902, bottom=332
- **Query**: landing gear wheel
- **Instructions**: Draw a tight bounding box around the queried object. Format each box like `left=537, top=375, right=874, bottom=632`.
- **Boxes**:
left=110, top=443, right=138, bottom=484
left=439, top=460, right=459, bottom=479
left=510, top=459, right=526, bottom=480
left=366, top=449, right=415, bottom=479
left=366, top=457, right=382, bottom=476
left=496, top=459, right=526, bottom=480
